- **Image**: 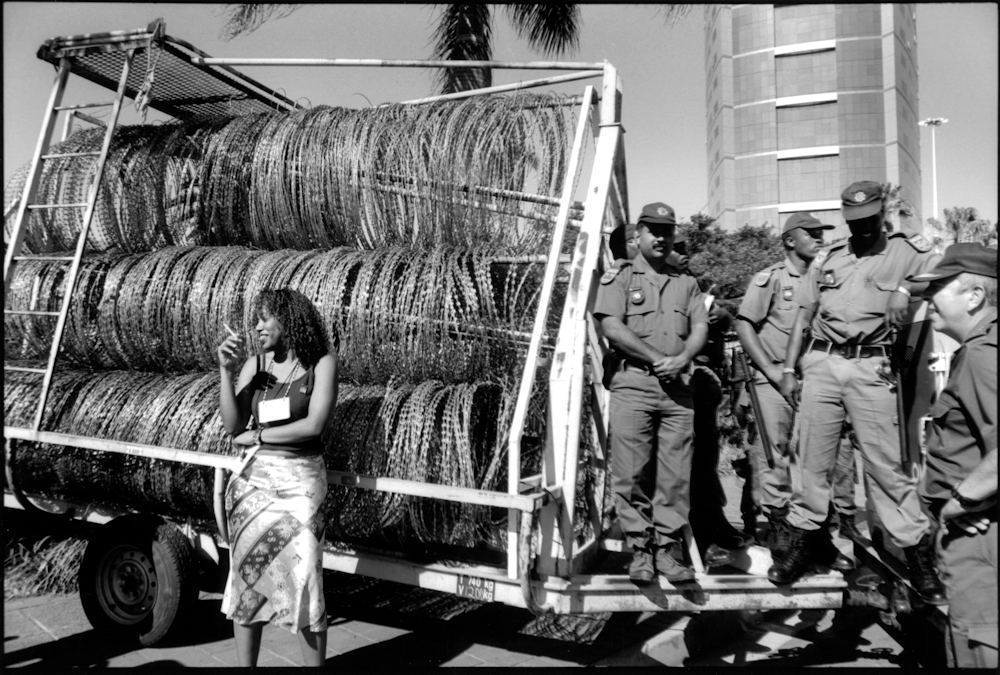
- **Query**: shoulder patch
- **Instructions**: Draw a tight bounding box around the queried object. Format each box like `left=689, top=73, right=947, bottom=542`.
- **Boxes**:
left=905, top=233, right=932, bottom=252
left=754, top=270, right=772, bottom=286
left=601, top=260, right=630, bottom=285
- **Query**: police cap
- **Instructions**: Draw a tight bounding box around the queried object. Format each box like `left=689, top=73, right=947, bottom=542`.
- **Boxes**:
left=908, top=242, right=998, bottom=282
left=782, top=212, right=835, bottom=235
left=841, top=181, right=883, bottom=220
left=637, top=202, right=677, bottom=227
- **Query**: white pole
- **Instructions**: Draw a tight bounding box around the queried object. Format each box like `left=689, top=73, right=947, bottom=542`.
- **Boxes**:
left=919, top=118, right=948, bottom=221
left=930, top=125, right=938, bottom=220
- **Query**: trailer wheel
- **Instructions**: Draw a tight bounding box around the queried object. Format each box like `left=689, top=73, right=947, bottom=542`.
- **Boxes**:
left=79, top=516, right=197, bottom=647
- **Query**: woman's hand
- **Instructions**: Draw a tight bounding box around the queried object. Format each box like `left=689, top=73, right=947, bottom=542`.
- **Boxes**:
left=218, top=327, right=244, bottom=371
left=232, top=429, right=258, bottom=448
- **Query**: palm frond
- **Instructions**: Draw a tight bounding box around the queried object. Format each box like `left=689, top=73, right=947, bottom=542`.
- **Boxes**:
left=653, top=4, right=694, bottom=26
left=430, top=4, right=493, bottom=94
left=220, top=3, right=304, bottom=41
left=504, top=4, right=580, bottom=56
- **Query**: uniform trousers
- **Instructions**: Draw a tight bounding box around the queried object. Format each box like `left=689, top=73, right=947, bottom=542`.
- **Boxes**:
left=830, top=427, right=858, bottom=518
left=745, top=371, right=794, bottom=513
left=787, top=350, right=929, bottom=548
left=690, top=366, right=726, bottom=514
left=610, top=368, right=694, bottom=550
left=939, top=518, right=998, bottom=668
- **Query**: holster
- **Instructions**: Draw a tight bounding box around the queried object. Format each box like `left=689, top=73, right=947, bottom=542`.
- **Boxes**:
left=602, top=350, right=621, bottom=389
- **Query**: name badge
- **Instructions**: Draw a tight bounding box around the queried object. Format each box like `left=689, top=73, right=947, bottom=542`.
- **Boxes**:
left=258, top=398, right=291, bottom=424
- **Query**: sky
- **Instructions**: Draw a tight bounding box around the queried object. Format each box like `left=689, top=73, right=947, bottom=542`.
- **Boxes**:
left=3, top=3, right=998, bottom=225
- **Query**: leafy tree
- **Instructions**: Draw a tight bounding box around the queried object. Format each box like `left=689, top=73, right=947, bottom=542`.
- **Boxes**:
left=220, top=4, right=692, bottom=93
left=677, top=214, right=783, bottom=315
left=880, top=182, right=916, bottom=233
left=925, top=206, right=997, bottom=251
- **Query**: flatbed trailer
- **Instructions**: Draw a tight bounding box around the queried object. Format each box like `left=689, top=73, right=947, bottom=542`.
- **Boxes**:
left=4, top=21, right=875, bottom=647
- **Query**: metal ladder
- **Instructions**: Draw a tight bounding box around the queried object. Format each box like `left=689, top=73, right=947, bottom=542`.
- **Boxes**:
left=3, top=51, right=135, bottom=432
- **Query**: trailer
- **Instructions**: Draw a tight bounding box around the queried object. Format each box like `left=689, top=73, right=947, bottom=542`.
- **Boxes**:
left=5, top=21, right=868, bottom=648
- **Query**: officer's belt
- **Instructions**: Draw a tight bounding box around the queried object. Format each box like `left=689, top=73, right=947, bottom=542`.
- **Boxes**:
left=617, top=358, right=652, bottom=374
left=807, top=337, right=887, bottom=360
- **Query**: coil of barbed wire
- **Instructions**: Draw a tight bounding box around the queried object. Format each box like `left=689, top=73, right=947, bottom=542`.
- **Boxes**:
left=4, top=246, right=551, bottom=382
left=4, top=94, right=577, bottom=255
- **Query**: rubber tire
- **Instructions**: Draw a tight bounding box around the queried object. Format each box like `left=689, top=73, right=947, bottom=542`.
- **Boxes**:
left=79, top=516, right=197, bottom=647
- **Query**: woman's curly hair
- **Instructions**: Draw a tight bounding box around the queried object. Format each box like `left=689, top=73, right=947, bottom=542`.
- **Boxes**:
left=253, top=289, right=334, bottom=369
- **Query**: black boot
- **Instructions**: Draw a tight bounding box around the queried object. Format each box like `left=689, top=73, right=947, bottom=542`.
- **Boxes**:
left=702, top=543, right=735, bottom=568
left=690, top=507, right=753, bottom=555
left=837, top=511, right=863, bottom=542
left=812, top=528, right=855, bottom=572
left=742, top=508, right=758, bottom=545
left=709, top=509, right=755, bottom=550
left=768, top=524, right=814, bottom=585
left=904, top=533, right=947, bottom=605
left=766, top=506, right=790, bottom=563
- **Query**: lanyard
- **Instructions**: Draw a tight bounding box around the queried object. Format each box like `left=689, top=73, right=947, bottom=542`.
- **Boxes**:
left=263, top=358, right=299, bottom=401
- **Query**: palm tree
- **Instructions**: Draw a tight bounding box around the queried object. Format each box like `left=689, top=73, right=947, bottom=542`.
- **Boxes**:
left=879, top=182, right=915, bottom=233
left=430, top=5, right=581, bottom=94
left=220, top=4, right=692, bottom=94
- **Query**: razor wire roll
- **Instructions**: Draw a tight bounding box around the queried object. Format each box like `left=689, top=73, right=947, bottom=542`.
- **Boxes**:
left=3, top=92, right=608, bottom=555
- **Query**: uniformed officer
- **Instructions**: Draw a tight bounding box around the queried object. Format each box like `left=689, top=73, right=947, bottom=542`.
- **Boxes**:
left=911, top=243, right=997, bottom=667
left=606, top=220, right=745, bottom=566
left=735, top=213, right=852, bottom=573
left=609, top=221, right=638, bottom=262
left=773, top=182, right=946, bottom=604
left=594, top=202, right=709, bottom=583
left=688, top=293, right=756, bottom=566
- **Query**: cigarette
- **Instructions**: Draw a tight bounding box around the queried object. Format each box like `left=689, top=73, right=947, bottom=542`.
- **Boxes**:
left=224, top=323, right=239, bottom=338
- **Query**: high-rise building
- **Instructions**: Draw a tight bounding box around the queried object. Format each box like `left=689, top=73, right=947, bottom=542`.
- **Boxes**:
left=705, top=4, right=922, bottom=237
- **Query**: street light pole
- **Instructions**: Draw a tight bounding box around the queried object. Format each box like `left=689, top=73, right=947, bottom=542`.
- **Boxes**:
left=919, top=117, right=948, bottom=219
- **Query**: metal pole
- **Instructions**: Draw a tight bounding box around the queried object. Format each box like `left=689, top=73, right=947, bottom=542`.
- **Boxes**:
left=930, top=125, right=938, bottom=219
left=191, top=57, right=605, bottom=70
left=919, top=117, right=948, bottom=220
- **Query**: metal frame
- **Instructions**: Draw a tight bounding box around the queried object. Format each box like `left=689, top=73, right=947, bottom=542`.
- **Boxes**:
left=5, top=26, right=849, bottom=616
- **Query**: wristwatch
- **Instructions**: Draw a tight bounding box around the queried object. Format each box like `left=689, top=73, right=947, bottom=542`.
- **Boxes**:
left=252, top=427, right=264, bottom=446
left=951, top=485, right=983, bottom=509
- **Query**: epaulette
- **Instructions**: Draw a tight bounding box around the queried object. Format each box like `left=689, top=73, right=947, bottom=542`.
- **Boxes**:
left=893, top=231, right=932, bottom=252
left=813, top=240, right=846, bottom=265
left=752, top=260, right=785, bottom=286
left=600, top=259, right=631, bottom=285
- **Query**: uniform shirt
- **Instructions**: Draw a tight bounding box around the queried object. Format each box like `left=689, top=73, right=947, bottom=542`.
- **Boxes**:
left=737, top=259, right=803, bottom=364
left=921, top=309, right=998, bottom=502
left=794, top=233, right=938, bottom=345
left=593, top=252, right=708, bottom=358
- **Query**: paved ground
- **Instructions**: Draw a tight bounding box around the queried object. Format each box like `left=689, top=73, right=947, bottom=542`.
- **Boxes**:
left=4, top=469, right=896, bottom=669
left=3, top=581, right=704, bottom=668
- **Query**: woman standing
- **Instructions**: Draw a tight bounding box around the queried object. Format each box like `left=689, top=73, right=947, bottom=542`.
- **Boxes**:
left=218, top=288, right=338, bottom=667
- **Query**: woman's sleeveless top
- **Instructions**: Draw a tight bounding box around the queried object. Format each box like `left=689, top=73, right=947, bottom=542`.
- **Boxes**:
left=250, top=355, right=320, bottom=456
